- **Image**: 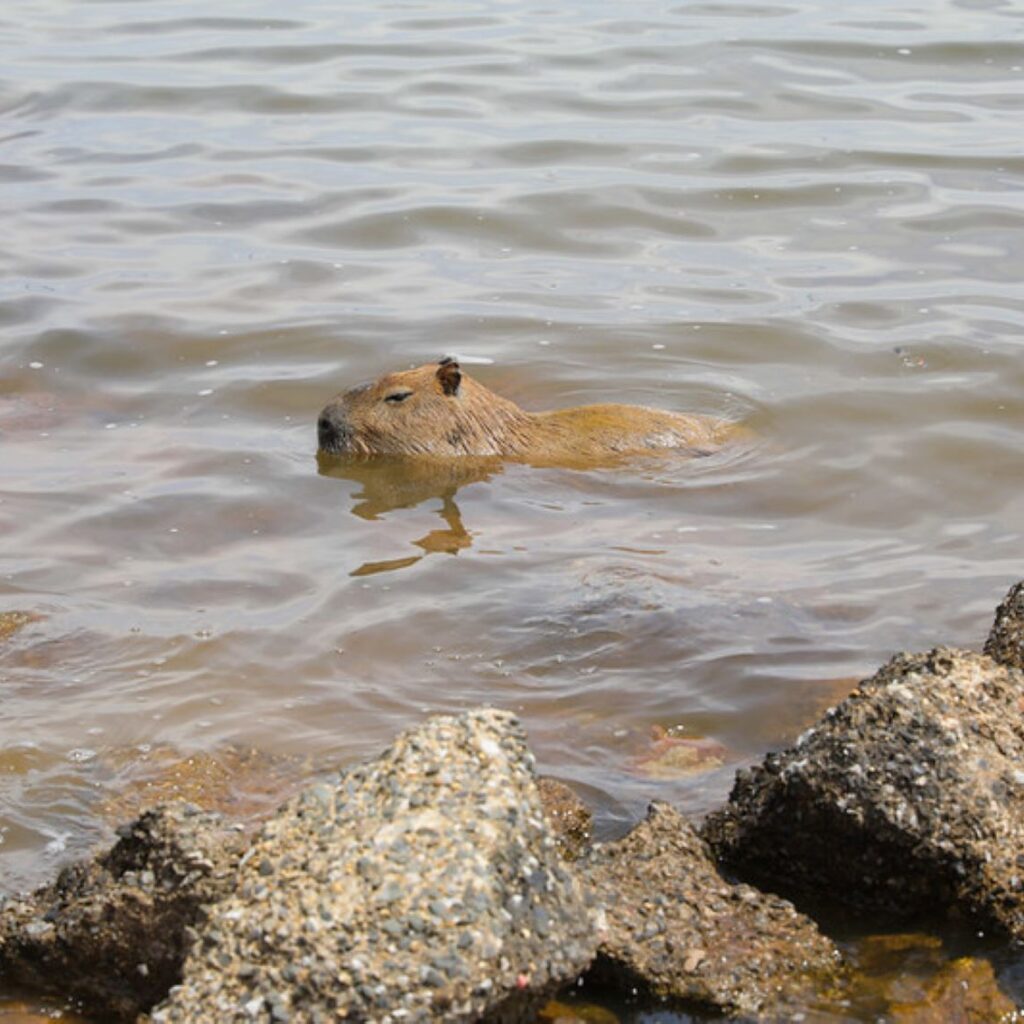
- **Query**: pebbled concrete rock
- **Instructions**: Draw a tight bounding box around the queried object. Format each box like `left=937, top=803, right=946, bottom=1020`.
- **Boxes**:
left=152, top=708, right=596, bottom=1023
left=0, top=804, right=242, bottom=1021
left=585, top=802, right=843, bottom=1019
left=985, top=580, right=1024, bottom=671
left=703, top=647, right=1024, bottom=937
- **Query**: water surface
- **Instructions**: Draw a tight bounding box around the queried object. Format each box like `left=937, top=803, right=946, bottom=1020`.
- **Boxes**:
left=2, top=0, right=1023, bottom=1018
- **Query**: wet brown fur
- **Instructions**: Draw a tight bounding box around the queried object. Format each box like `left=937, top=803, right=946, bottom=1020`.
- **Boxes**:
left=318, top=359, right=740, bottom=462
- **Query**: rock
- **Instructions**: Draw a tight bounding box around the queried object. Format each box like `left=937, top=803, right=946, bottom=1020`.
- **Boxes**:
left=152, top=709, right=597, bottom=1023
left=536, top=777, right=592, bottom=861
left=985, top=580, right=1024, bottom=671
left=584, top=802, right=843, bottom=1019
left=0, top=804, right=242, bottom=1021
left=703, top=647, right=1024, bottom=937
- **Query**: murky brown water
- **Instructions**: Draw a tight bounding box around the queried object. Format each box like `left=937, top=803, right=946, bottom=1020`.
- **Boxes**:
left=2, top=0, right=1023, bottom=1017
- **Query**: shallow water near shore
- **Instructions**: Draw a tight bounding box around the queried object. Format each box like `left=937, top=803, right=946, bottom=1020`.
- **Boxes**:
left=2, top=0, right=1023, bottom=1017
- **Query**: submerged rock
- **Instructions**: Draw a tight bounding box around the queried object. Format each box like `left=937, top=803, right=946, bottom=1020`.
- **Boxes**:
left=584, top=802, right=843, bottom=1019
left=0, top=804, right=241, bottom=1021
left=887, top=955, right=1016, bottom=1023
left=98, top=744, right=313, bottom=831
left=628, top=726, right=729, bottom=781
left=985, top=580, right=1024, bottom=671
left=838, top=932, right=1016, bottom=1022
left=0, top=994, right=93, bottom=1024
left=703, top=647, right=1024, bottom=937
left=537, top=998, right=621, bottom=1023
left=152, top=708, right=596, bottom=1023
left=0, top=610, right=40, bottom=644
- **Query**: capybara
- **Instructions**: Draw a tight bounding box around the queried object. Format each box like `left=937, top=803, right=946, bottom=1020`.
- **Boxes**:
left=317, top=357, right=740, bottom=461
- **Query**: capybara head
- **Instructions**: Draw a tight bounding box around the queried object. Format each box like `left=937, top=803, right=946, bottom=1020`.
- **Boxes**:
left=318, top=358, right=529, bottom=457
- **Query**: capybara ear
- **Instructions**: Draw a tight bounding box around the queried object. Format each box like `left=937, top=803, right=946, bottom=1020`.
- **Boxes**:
left=437, top=358, right=462, bottom=397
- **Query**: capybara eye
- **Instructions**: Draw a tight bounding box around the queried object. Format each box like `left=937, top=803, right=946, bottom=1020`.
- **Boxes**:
left=384, top=390, right=413, bottom=404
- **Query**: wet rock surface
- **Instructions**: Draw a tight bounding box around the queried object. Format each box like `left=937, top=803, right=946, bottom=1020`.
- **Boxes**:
left=583, top=802, right=844, bottom=1019
left=152, top=708, right=596, bottom=1023
left=703, top=646, right=1024, bottom=937
left=986, top=580, right=1024, bottom=671
left=0, top=804, right=242, bottom=1021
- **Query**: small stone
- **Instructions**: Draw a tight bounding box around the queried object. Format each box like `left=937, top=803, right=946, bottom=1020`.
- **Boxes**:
left=376, top=881, right=402, bottom=904
left=684, top=948, right=706, bottom=972
left=421, top=967, right=445, bottom=987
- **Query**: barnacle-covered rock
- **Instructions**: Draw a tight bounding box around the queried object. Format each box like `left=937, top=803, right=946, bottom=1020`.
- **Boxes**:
left=703, top=647, right=1024, bottom=938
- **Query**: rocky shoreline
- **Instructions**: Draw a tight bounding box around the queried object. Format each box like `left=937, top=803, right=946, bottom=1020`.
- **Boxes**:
left=2, top=582, right=1023, bottom=1022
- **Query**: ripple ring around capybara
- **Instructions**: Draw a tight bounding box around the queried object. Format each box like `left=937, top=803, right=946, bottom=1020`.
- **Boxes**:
left=317, top=357, right=743, bottom=463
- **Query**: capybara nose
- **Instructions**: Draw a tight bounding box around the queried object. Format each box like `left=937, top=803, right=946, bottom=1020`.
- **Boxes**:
left=317, top=404, right=353, bottom=453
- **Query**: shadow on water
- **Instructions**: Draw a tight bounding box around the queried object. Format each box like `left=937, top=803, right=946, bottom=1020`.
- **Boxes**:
left=316, top=452, right=505, bottom=576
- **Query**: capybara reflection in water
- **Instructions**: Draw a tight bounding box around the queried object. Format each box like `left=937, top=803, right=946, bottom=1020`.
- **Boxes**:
left=318, top=357, right=743, bottom=463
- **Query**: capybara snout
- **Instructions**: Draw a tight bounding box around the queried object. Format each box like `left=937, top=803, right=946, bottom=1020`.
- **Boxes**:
left=317, top=402, right=354, bottom=454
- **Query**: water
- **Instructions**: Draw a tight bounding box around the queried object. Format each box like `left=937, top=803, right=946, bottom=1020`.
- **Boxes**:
left=1, top=0, right=1023, bottom=1017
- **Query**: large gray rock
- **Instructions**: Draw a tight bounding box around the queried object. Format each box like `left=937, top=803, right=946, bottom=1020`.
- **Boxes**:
left=985, top=580, right=1024, bottom=670
left=585, top=802, right=843, bottom=1019
left=152, top=709, right=596, bottom=1023
left=703, top=648, right=1024, bottom=937
left=0, top=804, right=241, bottom=1021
